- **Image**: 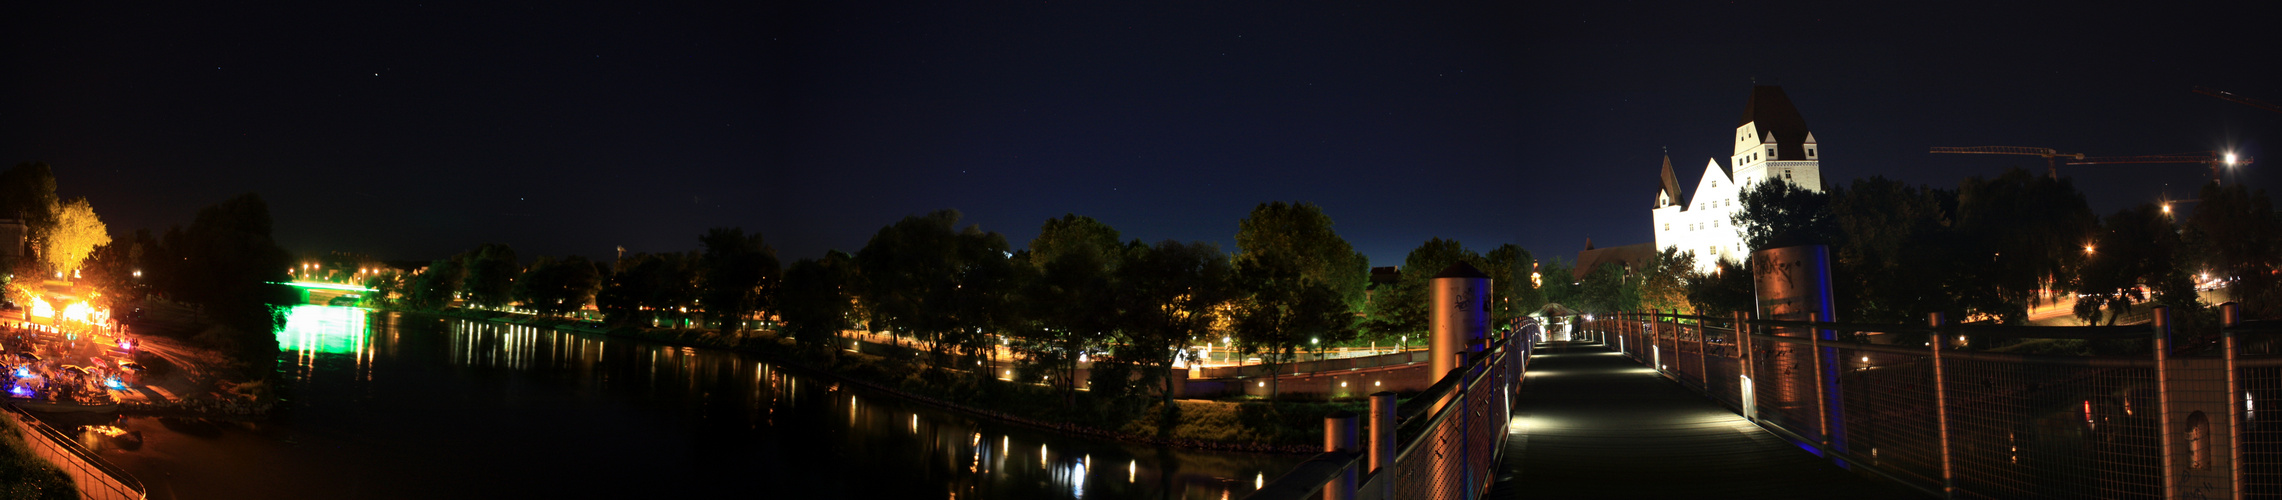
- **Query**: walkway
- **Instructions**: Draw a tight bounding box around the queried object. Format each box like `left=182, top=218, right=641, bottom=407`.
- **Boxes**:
left=1486, top=341, right=1926, bottom=499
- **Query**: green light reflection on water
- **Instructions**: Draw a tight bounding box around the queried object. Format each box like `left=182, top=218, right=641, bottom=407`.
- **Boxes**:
left=275, top=304, right=371, bottom=355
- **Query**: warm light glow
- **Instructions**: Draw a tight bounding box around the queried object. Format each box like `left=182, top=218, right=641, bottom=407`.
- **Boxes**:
left=59, top=301, right=95, bottom=324
left=2227, top=152, right=2239, bottom=165
left=2084, top=245, right=2096, bottom=254
left=29, top=300, right=54, bottom=318
left=2163, top=204, right=2173, bottom=214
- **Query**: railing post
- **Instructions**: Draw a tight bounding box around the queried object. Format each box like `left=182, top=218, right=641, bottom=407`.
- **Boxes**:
left=1648, top=310, right=1662, bottom=373
left=1930, top=312, right=1956, bottom=499
left=1370, top=391, right=1396, bottom=500
left=2225, top=302, right=2244, bottom=500
left=2154, top=305, right=2178, bottom=500
left=1810, top=311, right=1830, bottom=455
left=1325, top=411, right=1360, bottom=500
left=1739, top=310, right=1755, bottom=422
left=1697, top=318, right=1709, bottom=389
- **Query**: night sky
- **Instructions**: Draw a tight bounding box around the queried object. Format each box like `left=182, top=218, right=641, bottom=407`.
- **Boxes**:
left=5, top=2, right=2279, bottom=268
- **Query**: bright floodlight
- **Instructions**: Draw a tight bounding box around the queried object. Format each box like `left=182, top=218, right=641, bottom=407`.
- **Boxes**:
left=2227, top=153, right=2239, bottom=165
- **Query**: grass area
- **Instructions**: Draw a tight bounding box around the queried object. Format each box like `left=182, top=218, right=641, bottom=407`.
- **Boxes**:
left=0, top=423, right=77, bottom=500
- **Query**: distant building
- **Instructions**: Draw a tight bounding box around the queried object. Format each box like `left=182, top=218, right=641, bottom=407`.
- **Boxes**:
left=1650, top=85, right=1826, bottom=274
left=1572, top=238, right=1656, bottom=282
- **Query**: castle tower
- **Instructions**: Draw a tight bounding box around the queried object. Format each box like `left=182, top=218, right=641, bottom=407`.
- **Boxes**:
left=1651, top=85, right=1824, bottom=274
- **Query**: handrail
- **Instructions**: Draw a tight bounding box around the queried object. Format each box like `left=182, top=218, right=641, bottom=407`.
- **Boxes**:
left=3, top=403, right=148, bottom=500
left=1621, top=311, right=2152, bottom=339
left=1249, top=319, right=1537, bottom=500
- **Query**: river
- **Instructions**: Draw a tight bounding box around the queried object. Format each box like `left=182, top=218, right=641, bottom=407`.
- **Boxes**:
left=48, top=305, right=1305, bottom=499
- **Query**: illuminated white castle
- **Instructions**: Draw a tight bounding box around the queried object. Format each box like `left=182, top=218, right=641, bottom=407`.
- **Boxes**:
left=1651, top=86, right=1825, bottom=274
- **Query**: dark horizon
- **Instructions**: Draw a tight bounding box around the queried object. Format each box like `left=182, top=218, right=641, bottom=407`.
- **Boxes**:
left=5, top=2, right=2278, bottom=266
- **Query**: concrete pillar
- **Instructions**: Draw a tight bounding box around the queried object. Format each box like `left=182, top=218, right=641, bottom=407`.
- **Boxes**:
left=1429, top=262, right=1492, bottom=384
left=1325, top=411, right=1360, bottom=500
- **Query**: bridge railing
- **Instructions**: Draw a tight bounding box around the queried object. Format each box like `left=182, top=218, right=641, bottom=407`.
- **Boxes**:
left=1595, top=303, right=2281, bottom=500
left=1247, top=321, right=1538, bottom=500
left=3, top=403, right=147, bottom=500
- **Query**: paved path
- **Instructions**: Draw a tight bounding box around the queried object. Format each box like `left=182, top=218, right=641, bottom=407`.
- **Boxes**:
left=1486, top=342, right=1927, bottom=499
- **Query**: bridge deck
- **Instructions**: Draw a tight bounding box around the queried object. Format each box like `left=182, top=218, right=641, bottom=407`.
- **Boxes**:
left=1487, top=342, right=1926, bottom=499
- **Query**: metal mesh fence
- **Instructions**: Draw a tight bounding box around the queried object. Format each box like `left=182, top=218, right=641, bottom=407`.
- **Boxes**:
left=1755, top=334, right=1827, bottom=445
left=1831, top=343, right=1945, bottom=490
left=1936, top=353, right=2163, bottom=499
left=2243, top=357, right=2282, bottom=499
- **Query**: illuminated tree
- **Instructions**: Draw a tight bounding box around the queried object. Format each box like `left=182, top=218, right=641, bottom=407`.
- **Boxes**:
left=1017, top=214, right=1122, bottom=403
left=1234, top=249, right=1355, bottom=402
left=1117, top=240, right=1233, bottom=421
left=1235, top=202, right=1370, bottom=310
left=1637, top=247, right=1695, bottom=315
left=44, top=197, right=109, bottom=275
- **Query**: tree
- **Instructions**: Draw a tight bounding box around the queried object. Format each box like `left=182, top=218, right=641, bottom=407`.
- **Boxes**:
left=461, top=243, right=519, bottom=309
left=1687, top=259, right=1755, bottom=317
left=698, top=228, right=781, bottom=337
left=43, top=197, right=108, bottom=275
left=1638, top=247, right=1695, bottom=315
left=1117, top=240, right=1233, bottom=423
left=514, top=255, right=603, bottom=317
left=1235, top=202, right=1371, bottom=310
left=0, top=162, right=60, bottom=259
left=2185, top=182, right=2282, bottom=319
left=1577, top=262, right=1636, bottom=314
left=1953, top=169, right=2096, bottom=321
left=1364, top=238, right=1480, bottom=345
left=1828, top=177, right=1954, bottom=323
left=407, top=257, right=466, bottom=310
left=1539, top=256, right=1580, bottom=310
left=164, top=194, right=293, bottom=383
left=1733, top=178, right=1838, bottom=253
left=856, top=210, right=1011, bottom=367
left=2076, top=204, right=2189, bottom=325
left=1018, top=215, right=1123, bottom=405
left=1481, top=244, right=1544, bottom=326
left=1233, top=250, right=1356, bottom=402
left=778, top=253, right=856, bottom=354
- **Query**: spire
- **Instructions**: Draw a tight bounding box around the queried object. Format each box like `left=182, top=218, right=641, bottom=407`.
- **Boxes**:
left=1657, top=154, right=1683, bottom=208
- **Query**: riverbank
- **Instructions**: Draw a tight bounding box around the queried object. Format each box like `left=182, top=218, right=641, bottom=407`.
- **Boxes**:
left=388, top=307, right=1354, bottom=453
left=0, top=409, right=77, bottom=499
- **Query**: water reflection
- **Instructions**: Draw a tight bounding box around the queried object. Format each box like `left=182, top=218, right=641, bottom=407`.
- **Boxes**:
left=97, top=306, right=1302, bottom=499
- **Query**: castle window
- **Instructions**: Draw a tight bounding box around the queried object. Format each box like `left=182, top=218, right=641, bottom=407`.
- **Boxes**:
left=1767, top=147, right=1775, bottom=157
left=1785, top=170, right=1794, bottom=179
left=1711, top=181, right=1717, bottom=188
left=1664, top=223, right=1670, bottom=231
left=1713, top=220, right=1720, bottom=228
left=1808, top=148, right=1816, bottom=157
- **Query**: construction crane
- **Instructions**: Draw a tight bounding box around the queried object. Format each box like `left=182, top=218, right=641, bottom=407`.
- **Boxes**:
left=1929, top=146, right=2084, bottom=178
left=2066, top=151, right=2250, bottom=185
left=2195, top=87, right=2282, bottom=114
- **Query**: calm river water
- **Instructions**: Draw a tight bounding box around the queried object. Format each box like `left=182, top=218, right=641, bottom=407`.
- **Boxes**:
left=53, top=306, right=1303, bottom=499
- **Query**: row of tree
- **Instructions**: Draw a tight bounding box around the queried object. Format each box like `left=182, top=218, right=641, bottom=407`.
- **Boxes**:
left=377, top=202, right=1556, bottom=408
left=1589, top=169, right=2279, bottom=342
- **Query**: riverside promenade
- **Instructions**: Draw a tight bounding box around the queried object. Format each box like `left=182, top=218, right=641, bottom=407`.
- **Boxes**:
left=1486, top=341, right=1926, bottom=499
